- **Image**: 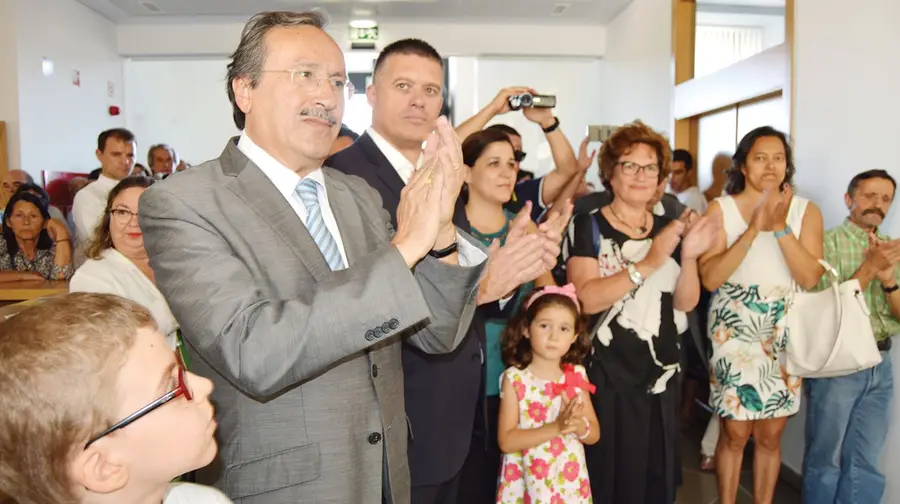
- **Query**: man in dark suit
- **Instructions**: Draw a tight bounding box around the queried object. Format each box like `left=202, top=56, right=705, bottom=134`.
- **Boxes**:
left=327, top=39, right=566, bottom=504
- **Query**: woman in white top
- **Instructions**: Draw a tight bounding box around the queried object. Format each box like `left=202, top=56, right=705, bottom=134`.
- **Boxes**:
left=69, top=176, right=179, bottom=349
left=699, top=127, right=823, bottom=504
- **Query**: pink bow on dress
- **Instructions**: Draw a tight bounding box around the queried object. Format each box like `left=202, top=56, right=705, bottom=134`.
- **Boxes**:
left=548, top=364, right=597, bottom=400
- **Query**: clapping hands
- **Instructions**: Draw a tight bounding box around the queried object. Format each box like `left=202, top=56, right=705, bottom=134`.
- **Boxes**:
left=476, top=200, right=573, bottom=305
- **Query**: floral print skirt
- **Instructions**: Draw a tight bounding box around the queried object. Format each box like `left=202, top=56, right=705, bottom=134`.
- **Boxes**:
left=708, top=283, right=802, bottom=421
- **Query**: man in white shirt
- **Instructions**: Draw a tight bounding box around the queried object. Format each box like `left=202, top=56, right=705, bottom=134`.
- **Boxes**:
left=669, top=149, right=708, bottom=214
left=72, top=128, right=136, bottom=244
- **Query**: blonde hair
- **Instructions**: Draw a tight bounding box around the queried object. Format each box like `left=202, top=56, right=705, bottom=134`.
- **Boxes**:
left=0, top=293, right=156, bottom=504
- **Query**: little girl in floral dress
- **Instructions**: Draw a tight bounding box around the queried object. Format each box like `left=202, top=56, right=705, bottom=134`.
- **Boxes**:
left=496, top=284, right=600, bottom=504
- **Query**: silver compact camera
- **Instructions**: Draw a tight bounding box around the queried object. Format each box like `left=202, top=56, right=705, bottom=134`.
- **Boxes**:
left=508, top=93, right=557, bottom=111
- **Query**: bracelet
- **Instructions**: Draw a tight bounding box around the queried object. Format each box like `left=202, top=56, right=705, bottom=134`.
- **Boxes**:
left=883, top=283, right=899, bottom=294
left=541, top=117, right=560, bottom=134
left=55, top=239, right=70, bottom=243
left=578, top=416, right=591, bottom=441
left=774, top=225, right=793, bottom=239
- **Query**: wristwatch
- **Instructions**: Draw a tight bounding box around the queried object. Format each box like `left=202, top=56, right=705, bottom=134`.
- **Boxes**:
left=428, top=240, right=459, bottom=259
left=774, top=225, right=793, bottom=239
left=626, top=263, right=644, bottom=287
left=541, top=117, right=560, bottom=134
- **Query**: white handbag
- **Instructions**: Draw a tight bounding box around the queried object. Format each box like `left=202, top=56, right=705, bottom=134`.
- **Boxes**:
left=784, top=259, right=883, bottom=378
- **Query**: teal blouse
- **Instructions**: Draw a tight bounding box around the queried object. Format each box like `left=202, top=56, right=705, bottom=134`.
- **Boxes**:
left=469, top=211, right=535, bottom=397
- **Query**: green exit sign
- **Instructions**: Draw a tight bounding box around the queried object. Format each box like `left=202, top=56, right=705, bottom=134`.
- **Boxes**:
left=350, top=26, right=379, bottom=42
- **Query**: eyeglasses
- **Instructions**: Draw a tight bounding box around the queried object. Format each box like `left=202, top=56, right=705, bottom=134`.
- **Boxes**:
left=514, top=151, right=527, bottom=162
left=618, top=161, right=660, bottom=177
left=109, top=208, right=139, bottom=223
left=84, top=352, right=193, bottom=449
left=262, top=69, right=355, bottom=101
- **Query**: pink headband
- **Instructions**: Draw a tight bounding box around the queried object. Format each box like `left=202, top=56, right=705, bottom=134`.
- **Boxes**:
left=526, top=283, right=581, bottom=313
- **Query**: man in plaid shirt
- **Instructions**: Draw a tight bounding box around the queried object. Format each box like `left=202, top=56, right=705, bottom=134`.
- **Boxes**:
left=803, top=169, right=900, bottom=504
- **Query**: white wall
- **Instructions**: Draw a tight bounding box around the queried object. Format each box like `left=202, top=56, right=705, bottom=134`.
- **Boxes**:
left=789, top=0, right=900, bottom=485
left=0, top=1, right=21, bottom=172
left=470, top=57, right=604, bottom=183
left=598, top=0, right=674, bottom=141
left=15, top=0, right=124, bottom=177
left=117, top=22, right=607, bottom=59
left=124, top=59, right=237, bottom=166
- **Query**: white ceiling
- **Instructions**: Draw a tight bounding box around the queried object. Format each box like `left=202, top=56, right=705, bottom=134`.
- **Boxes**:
left=76, top=0, right=633, bottom=24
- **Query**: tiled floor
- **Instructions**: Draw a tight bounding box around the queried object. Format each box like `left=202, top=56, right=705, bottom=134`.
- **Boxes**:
left=676, top=419, right=801, bottom=504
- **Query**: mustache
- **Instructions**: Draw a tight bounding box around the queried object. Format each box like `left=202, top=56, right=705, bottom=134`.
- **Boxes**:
left=863, top=208, right=886, bottom=218
left=299, top=108, right=337, bottom=126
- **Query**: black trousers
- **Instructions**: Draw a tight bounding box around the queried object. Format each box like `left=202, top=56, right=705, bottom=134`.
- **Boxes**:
left=456, top=395, right=501, bottom=503
left=411, top=468, right=463, bottom=504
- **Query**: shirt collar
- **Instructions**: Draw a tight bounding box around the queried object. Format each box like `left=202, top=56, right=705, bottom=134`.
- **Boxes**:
left=96, top=174, right=120, bottom=190
left=236, top=131, right=325, bottom=198
left=840, top=217, right=886, bottom=241
left=366, top=127, right=423, bottom=184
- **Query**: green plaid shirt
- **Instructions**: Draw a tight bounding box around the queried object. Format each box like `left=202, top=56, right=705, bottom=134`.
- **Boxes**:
left=817, top=219, right=900, bottom=341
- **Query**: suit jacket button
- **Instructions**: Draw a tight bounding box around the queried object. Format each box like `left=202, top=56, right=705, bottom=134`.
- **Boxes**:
left=368, top=432, right=382, bottom=445
left=365, top=330, right=375, bottom=341
left=389, top=318, right=399, bottom=330
left=374, top=327, right=383, bottom=338
left=371, top=364, right=379, bottom=378
left=381, top=322, right=391, bottom=333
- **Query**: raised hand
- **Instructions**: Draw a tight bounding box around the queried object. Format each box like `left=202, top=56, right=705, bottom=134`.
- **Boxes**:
left=434, top=116, right=465, bottom=230
left=476, top=202, right=559, bottom=305
left=646, top=220, right=686, bottom=267
left=489, top=86, right=532, bottom=116
left=749, top=190, right=772, bottom=232
left=555, top=395, right=584, bottom=436
left=577, top=136, right=597, bottom=172
left=44, top=218, right=70, bottom=243
left=522, top=88, right=554, bottom=126
left=681, top=215, right=721, bottom=260
left=768, top=184, right=792, bottom=231
left=866, top=234, right=900, bottom=283
left=392, top=160, right=445, bottom=267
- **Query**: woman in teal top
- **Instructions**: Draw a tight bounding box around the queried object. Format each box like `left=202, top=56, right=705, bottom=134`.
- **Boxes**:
left=458, top=128, right=555, bottom=501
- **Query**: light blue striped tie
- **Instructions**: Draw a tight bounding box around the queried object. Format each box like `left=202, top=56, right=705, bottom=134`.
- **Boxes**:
left=294, top=178, right=345, bottom=270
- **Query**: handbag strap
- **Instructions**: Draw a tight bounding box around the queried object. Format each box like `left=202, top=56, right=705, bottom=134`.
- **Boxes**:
left=799, top=258, right=846, bottom=373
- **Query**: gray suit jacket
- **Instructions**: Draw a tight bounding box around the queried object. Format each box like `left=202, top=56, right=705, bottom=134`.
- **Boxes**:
left=138, top=139, right=484, bottom=504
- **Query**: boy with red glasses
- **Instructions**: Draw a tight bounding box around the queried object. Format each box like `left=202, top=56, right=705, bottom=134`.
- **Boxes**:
left=0, top=293, right=231, bottom=504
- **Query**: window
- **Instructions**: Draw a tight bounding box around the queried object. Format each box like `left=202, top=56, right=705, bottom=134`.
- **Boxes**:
left=694, top=25, right=765, bottom=78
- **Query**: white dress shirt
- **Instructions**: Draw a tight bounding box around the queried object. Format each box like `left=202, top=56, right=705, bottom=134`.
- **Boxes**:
left=238, top=133, right=350, bottom=267
left=675, top=186, right=708, bottom=214
left=72, top=174, right=119, bottom=243
left=367, top=128, right=423, bottom=183
left=69, top=248, right=179, bottom=349
left=238, top=132, right=485, bottom=267
left=164, top=483, right=232, bottom=504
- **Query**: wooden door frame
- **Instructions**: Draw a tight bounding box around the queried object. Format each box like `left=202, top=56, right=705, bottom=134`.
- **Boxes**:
left=672, top=0, right=795, bottom=167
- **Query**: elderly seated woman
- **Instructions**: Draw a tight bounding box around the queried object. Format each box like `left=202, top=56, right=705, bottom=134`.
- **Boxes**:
left=69, top=176, right=180, bottom=350
left=0, top=191, right=73, bottom=282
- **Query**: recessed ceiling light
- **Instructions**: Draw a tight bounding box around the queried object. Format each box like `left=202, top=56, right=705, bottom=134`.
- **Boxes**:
left=352, top=8, right=375, bottom=17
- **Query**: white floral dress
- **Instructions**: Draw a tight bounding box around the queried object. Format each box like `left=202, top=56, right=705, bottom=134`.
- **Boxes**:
left=496, top=365, right=592, bottom=504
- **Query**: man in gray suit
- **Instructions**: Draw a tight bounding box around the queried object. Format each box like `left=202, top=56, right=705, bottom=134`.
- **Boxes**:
left=138, top=11, right=506, bottom=504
